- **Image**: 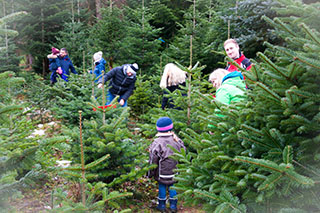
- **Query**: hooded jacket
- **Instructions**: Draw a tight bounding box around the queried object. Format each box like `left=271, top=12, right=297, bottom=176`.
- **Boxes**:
left=148, top=132, right=186, bottom=185
left=98, top=64, right=137, bottom=101
left=226, top=53, right=252, bottom=72
left=93, top=58, right=107, bottom=83
left=216, top=71, right=246, bottom=105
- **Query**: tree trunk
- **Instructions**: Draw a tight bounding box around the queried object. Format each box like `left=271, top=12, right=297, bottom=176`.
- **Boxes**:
left=3, top=1, right=9, bottom=59
left=95, top=0, right=101, bottom=19
left=77, top=0, right=80, bottom=23
left=27, top=54, right=33, bottom=68
left=40, top=0, right=46, bottom=77
left=71, top=0, right=75, bottom=34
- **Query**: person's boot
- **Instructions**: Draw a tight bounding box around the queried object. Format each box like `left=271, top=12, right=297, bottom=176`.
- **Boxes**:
left=156, top=197, right=166, bottom=212
left=169, top=198, right=178, bottom=212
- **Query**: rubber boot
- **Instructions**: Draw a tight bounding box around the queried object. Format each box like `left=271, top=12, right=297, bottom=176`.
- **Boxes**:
left=169, top=198, right=178, bottom=212
left=156, top=198, right=166, bottom=212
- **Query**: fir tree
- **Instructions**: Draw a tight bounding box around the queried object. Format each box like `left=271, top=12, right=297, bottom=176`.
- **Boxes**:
left=89, top=6, right=127, bottom=69
left=171, top=0, right=320, bottom=212
left=116, top=4, right=162, bottom=75
left=0, top=2, right=26, bottom=73
left=14, top=0, right=70, bottom=76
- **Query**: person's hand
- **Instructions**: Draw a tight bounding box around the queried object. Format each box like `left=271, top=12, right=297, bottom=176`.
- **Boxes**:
left=119, top=99, right=125, bottom=106
left=98, top=83, right=103, bottom=88
left=57, top=67, right=63, bottom=74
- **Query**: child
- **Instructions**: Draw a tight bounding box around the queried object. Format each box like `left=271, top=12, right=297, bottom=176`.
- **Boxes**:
left=48, top=47, right=63, bottom=84
left=91, top=51, right=106, bottom=83
left=148, top=117, right=186, bottom=212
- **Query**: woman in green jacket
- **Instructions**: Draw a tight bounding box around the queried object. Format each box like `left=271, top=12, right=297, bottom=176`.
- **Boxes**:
left=207, top=68, right=246, bottom=126
left=209, top=68, right=246, bottom=106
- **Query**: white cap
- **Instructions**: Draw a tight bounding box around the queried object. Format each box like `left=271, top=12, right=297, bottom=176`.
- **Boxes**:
left=93, top=51, right=103, bottom=63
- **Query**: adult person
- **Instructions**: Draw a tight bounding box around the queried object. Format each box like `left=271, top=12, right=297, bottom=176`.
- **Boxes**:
left=224, top=39, right=252, bottom=72
left=160, top=63, right=187, bottom=110
left=89, top=51, right=106, bottom=83
left=48, top=47, right=63, bottom=84
left=209, top=68, right=246, bottom=106
left=58, top=48, right=77, bottom=81
left=97, top=63, right=138, bottom=107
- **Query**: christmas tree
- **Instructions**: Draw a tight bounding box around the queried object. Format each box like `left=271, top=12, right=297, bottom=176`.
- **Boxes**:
left=172, top=0, right=320, bottom=212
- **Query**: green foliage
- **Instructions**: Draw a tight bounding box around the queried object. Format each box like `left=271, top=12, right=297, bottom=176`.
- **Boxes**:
left=117, top=5, right=162, bottom=75
left=0, top=5, right=26, bottom=73
left=62, top=102, right=151, bottom=187
left=48, top=73, right=96, bottom=126
left=55, top=21, right=91, bottom=73
left=91, top=4, right=162, bottom=75
left=51, top=181, right=133, bottom=212
left=14, top=0, right=70, bottom=74
left=171, top=1, right=320, bottom=212
left=0, top=72, right=66, bottom=209
left=89, top=7, right=127, bottom=69
left=222, top=0, right=280, bottom=58
left=129, top=74, right=161, bottom=119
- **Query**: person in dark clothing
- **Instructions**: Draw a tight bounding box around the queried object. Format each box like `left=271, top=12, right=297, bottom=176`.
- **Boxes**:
left=224, top=39, right=252, bottom=72
left=160, top=63, right=187, bottom=110
left=48, top=47, right=63, bottom=84
left=148, top=117, right=186, bottom=212
left=58, top=48, right=77, bottom=82
left=97, top=63, right=138, bottom=107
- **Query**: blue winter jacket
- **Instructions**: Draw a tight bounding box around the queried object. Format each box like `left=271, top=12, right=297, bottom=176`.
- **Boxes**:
left=49, top=55, right=61, bottom=83
left=49, top=58, right=61, bottom=72
left=93, top=58, right=106, bottom=83
left=59, top=55, right=77, bottom=81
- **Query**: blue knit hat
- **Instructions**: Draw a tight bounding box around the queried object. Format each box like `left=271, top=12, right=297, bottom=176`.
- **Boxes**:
left=156, top=117, right=173, bottom=132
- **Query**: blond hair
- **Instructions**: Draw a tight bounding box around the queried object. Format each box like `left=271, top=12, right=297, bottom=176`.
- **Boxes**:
left=224, top=38, right=239, bottom=48
left=208, top=68, right=230, bottom=89
left=160, top=63, right=187, bottom=89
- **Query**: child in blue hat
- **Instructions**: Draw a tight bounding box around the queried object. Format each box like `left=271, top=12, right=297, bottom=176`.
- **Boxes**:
left=148, top=117, right=186, bottom=212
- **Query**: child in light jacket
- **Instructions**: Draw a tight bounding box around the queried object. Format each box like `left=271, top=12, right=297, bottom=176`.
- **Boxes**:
left=148, top=117, right=186, bottom=212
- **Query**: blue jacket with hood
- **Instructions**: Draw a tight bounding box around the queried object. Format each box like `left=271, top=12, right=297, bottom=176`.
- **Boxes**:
left=93, top=58, right=106, bottom=83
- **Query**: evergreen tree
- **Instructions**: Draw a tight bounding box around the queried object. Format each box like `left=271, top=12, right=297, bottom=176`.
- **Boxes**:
left=171, top=0, right=320, bottom=212
left=221, top=0, right=280, bottom=58
left=90, top=6, right=127, bottom=69
left=116, top=4, right=162, bottom=75
left=165, top=0, right=225, bottom=74
left=0, top=71, right=68, bottom=210
left=55, top=21, right=91, bottom=73
left=62, top=100, right=152, bottom=188
left=0, top=1, right=26, bottom=73
left=14, top=0, right=70, bottom=76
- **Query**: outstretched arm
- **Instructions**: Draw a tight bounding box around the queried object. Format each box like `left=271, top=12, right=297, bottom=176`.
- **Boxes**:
left=97, top=67, right=118, bottom=87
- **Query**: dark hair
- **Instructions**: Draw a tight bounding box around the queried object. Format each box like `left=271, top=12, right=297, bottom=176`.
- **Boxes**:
left=61, top=48, right=68, bottom=54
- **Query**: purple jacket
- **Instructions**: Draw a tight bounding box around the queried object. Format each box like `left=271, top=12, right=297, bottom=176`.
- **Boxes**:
left=148, top=132, right=186, bottom=185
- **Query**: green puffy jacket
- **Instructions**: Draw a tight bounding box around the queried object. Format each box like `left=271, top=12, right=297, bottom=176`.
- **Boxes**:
left=215, top=74, right=246, bottom=105
left=209, top=72, right=246, bottom=128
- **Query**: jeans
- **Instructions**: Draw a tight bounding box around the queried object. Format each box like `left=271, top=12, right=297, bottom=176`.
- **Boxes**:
left=158, top=183, right=177, bottom=199
left=106, top=90, right=127, bottom=107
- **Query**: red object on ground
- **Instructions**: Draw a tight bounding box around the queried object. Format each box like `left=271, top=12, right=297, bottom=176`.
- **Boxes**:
left=92, top=105, right=116, bottom=111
